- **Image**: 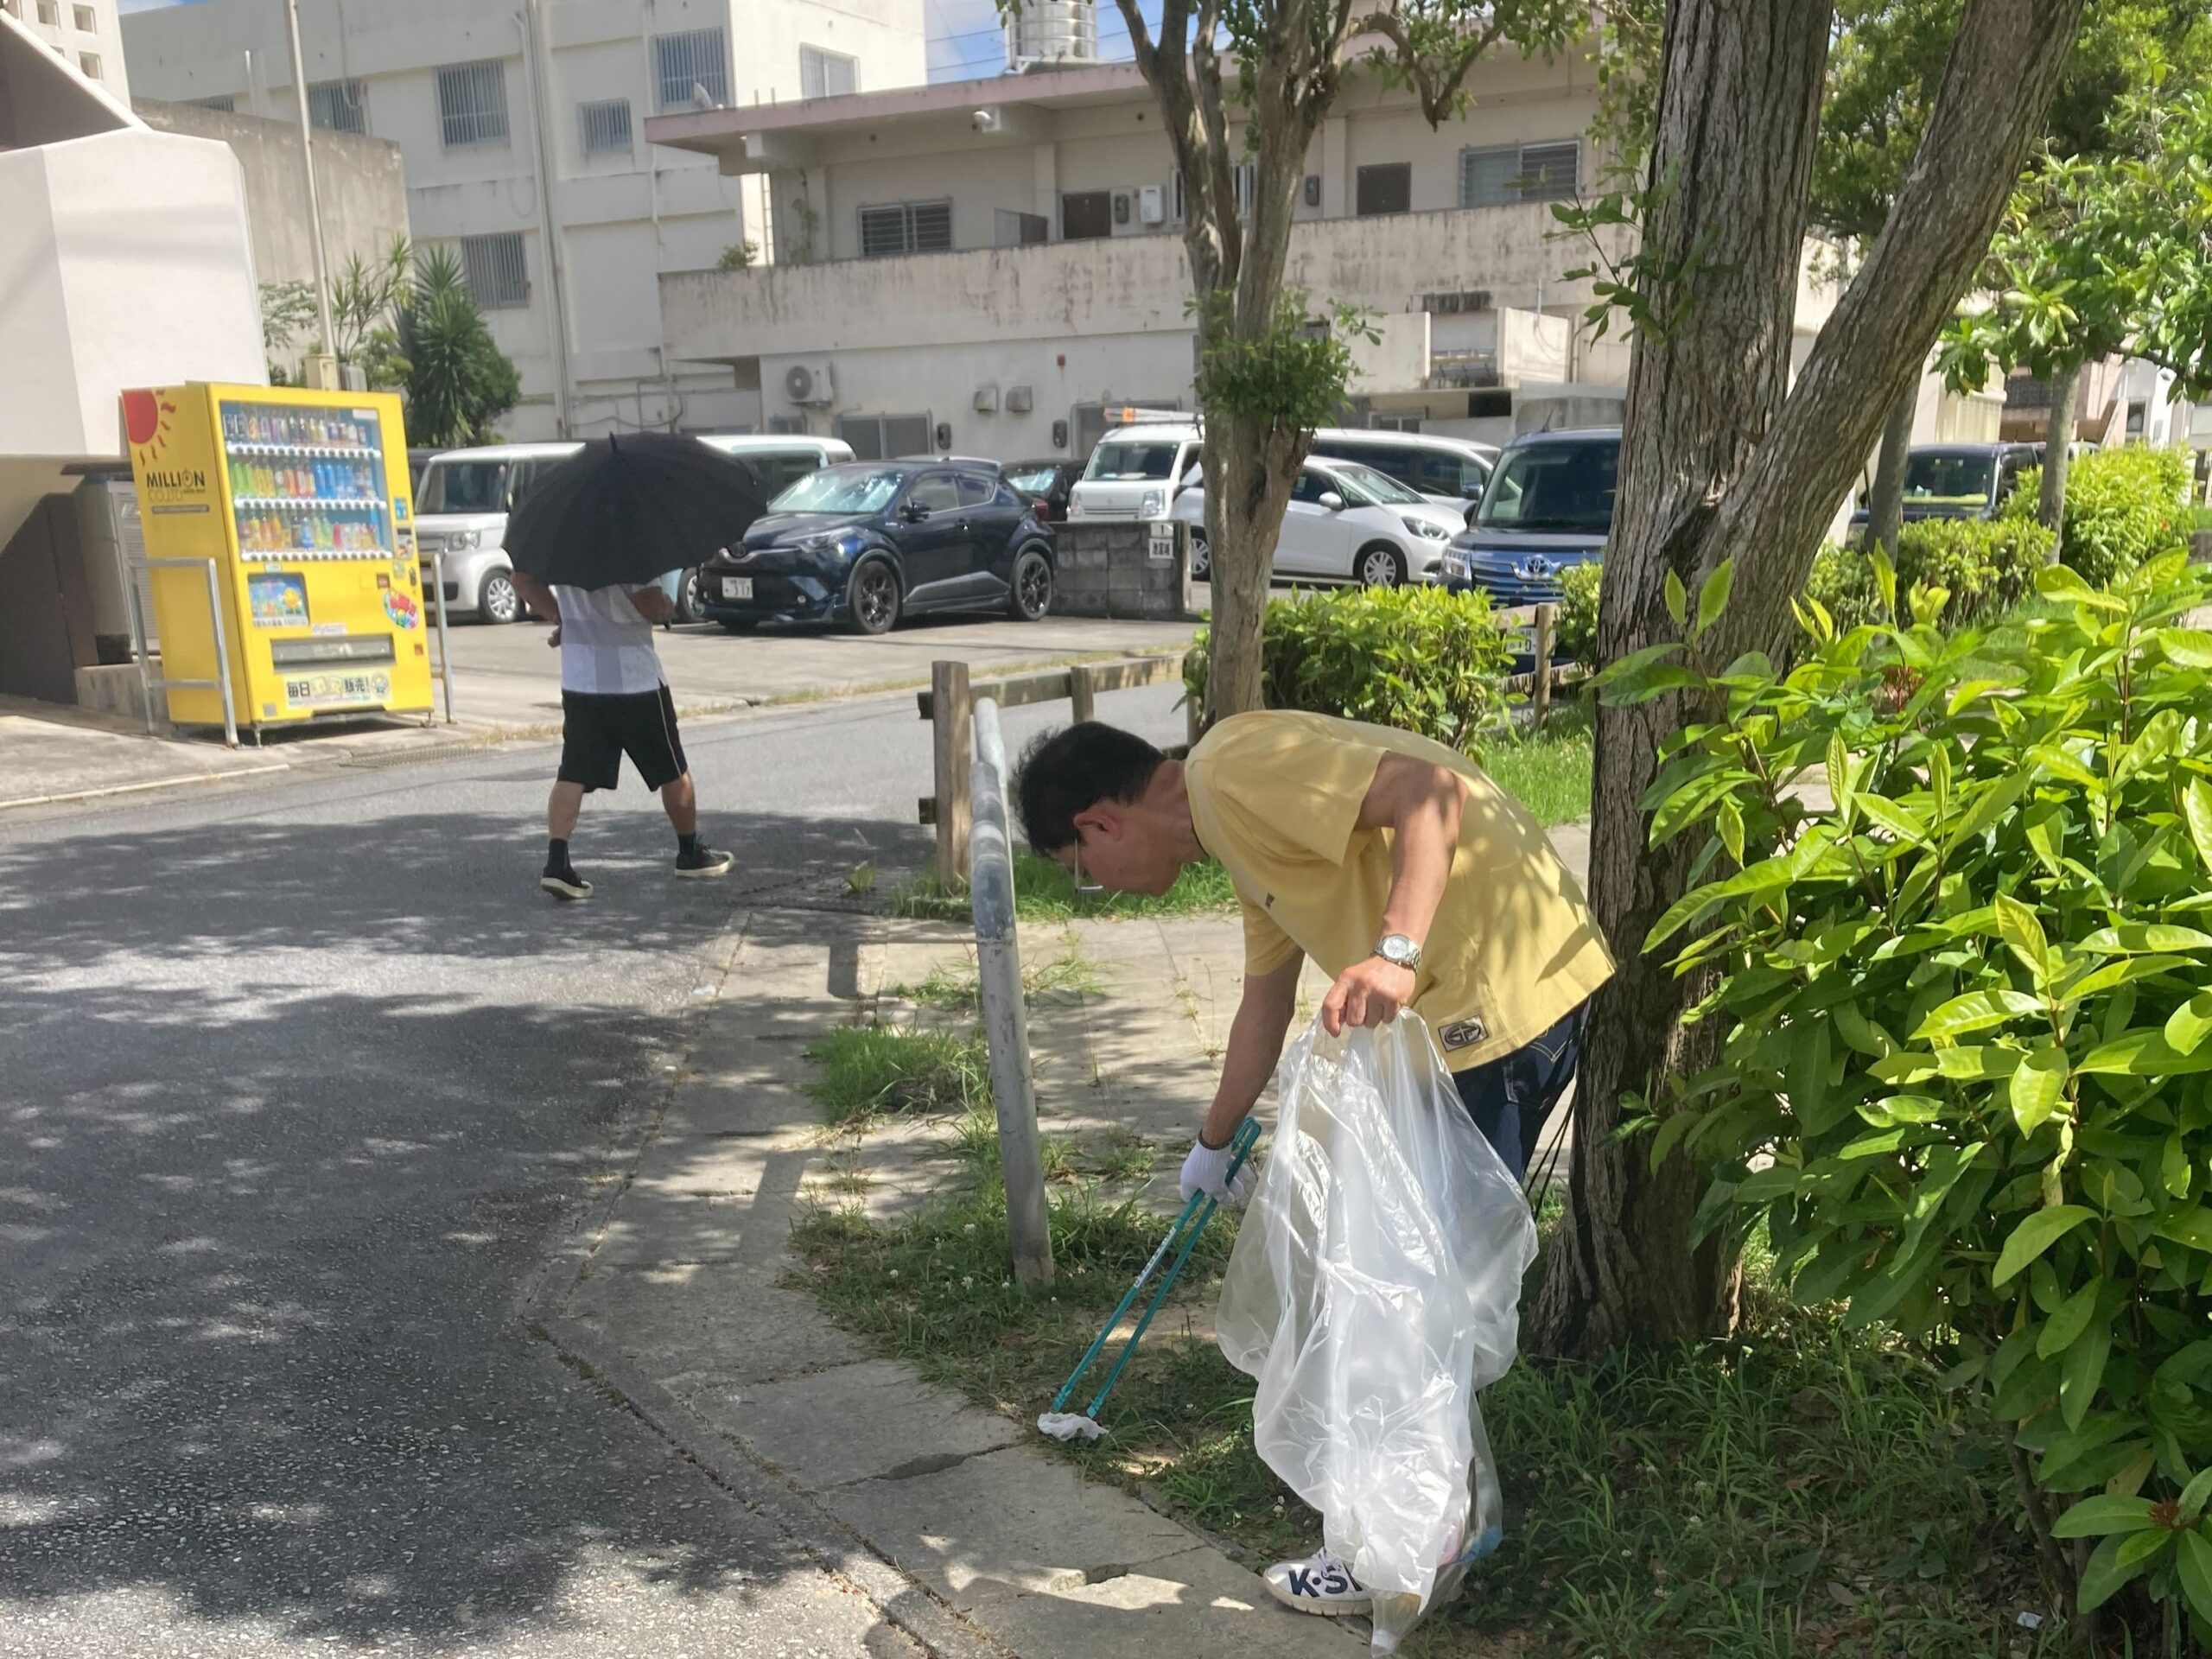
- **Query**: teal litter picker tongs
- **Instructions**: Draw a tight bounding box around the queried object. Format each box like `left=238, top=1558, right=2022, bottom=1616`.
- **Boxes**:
left=1036, top=1116, right=1262, bottom=1442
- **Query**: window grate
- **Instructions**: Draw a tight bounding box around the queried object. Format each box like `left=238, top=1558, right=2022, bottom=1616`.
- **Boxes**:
left=655, top=27, right=728, bottom=112
left=308, top=78, right=367, bottom=135
left=194, top=93, right=237, bottom=112
left=459, top=232, right=528, bottom=309
left=578, top=96, right=632, bottom=156
left=859, top=200, right=952, bottom=257
left=1460, top=140, right=1580, bottom=208
left=437, top=59, right=509, bottom=148
left=800, top=44, right=857, bottom=99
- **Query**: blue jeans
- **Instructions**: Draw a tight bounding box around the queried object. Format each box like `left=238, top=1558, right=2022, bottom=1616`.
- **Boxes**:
left=1451, top=1003, right=1587, bottom=1182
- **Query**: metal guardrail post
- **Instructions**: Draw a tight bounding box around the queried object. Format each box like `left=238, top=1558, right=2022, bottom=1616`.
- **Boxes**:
left=134, top=556, right=241, bottom=747
left=931, top=659, right=973, bottom=892
left=970, top=696, right=1054, bottom=1289
left=125, top=577, right=157, bottom=738
left=1068, top=662, right=1096, bottom=724
left=202, top=557, right=240, bottom=749
left=430, top=548, right=455, bottom=724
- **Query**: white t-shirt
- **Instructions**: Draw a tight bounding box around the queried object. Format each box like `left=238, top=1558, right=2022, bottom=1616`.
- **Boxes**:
left=552, top=584, right=665, bottom=696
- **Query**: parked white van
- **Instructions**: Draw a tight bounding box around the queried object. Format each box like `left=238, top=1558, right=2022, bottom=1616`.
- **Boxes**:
left=1067, top=423, right=1203, bottom=522
left=415, top=442, right=582, bottom=623
left=1307, top=429, right=1498, bottom=514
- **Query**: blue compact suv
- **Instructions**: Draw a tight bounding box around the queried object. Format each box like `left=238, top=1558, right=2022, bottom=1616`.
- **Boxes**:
left=1438, top=428, right=1618, bottom=607
left=699, top=460, right=1055, bottom=635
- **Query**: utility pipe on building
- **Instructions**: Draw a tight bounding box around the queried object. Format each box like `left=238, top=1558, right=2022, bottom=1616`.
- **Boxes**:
left=518, top=0, right=575, bottom=438
left=282, top=0, right=336, bottom=372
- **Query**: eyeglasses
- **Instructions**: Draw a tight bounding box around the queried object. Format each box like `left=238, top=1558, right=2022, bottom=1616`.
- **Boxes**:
left=1071, top=842, right=1103, bottom=896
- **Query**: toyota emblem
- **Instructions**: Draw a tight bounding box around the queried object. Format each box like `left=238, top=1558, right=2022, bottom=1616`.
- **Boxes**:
left=1522, top=555, right=1553, bottom=579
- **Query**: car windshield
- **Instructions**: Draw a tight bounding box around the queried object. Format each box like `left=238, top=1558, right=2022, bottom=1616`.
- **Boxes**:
left=419, top=461, right=507, bottom=514
left=1003, top=467, right=1059, bottom=494
left=1903, top=452, right=1998, bottom=505
left=1474, top=442, right=1618, bottom=532
left=1084, top=441, right=1183, bottom=481
left=768, top=467, right=906, bottom=515
left=1326, top=461, right=1425, bottom=506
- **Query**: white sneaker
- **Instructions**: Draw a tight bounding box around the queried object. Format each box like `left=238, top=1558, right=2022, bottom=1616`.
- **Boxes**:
left=1263, top=1548, right=1370, bottom=1616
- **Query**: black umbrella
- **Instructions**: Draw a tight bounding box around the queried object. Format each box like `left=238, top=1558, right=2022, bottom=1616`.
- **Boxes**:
left=503, top=432, right=767, bottom=589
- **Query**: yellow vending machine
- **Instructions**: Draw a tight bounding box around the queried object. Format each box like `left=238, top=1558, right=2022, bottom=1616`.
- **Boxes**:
left=123, top=382, right=438, bottom=739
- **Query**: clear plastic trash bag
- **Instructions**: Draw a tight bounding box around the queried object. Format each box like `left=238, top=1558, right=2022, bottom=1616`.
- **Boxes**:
left=1217, top=1013, right=1539, bottom=1650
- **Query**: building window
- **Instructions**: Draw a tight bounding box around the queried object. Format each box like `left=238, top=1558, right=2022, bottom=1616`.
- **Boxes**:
left=858, top=200, right=952, bottom=257
left=655, top=27, right=728, bottom=111
left=436, top=60, right=509, bottom=148
left=1060, top=190, right=1112, bottom=241
left=578, top=97, right=632, bottom=156
left=308, top=79, right=367, bottom=135
left=194, top=93, right=237, bottom=112
left=1356, top=162, right=1412, bottom=217
left=79, top=51, right=100, bottom=78
left=800, top=44, right=857, bottom=99
left=1459, top=140, right=1580, bottom=207
left=835, top=414, right=933, bottom=461
left=36, top=0, right=57, bottom=23
left=72, top=3, right=92, bottom=29
left=1169, top=162, right=1256, bottom=221
left=459, top=232, right=528, bottom=309
left=994, top=208, right=1048, bottom=247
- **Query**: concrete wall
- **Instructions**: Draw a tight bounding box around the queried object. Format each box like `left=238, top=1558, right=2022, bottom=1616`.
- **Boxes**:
left=1052, top=521, right=1196, bottom=621
left=123, top=0, right=925, bottom=442
left=135, top=99, right=412, bottom=300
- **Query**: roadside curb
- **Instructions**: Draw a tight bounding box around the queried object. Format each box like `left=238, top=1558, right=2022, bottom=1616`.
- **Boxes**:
left=0, top=761, right=290, bottom=812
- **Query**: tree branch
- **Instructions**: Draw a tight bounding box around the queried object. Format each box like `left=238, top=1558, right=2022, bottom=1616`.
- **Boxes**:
left=1714, top=0, right=2091, bottom=658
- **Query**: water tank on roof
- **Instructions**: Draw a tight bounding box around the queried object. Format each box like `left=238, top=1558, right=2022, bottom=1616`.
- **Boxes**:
left=1005, top=1, right=1099, bottom=68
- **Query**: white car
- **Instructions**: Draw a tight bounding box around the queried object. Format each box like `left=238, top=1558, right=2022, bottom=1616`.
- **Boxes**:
left=1171, top=456, right=1465, bottom=586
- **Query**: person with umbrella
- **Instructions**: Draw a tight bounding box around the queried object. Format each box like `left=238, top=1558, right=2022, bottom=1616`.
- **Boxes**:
left=502, top=434, right=766, bottom=900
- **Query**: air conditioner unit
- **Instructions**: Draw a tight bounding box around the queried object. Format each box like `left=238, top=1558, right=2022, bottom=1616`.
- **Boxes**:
left=783, top=360, right=835, bottom=404
left=973, top=384, right=1000, bottom=414
left=1006, top=385, right=1033, bottom=414
left=1138, top=185, right=1164, bottom=225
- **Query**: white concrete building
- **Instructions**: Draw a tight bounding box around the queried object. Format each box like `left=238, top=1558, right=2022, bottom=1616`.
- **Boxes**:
left=648, top=49, right=1658, bottom=461
left=0, top=7, right=262, bottom=702
left=122, top=0, right=928, bottom=442
left=1, top=0, right=125, bottom=99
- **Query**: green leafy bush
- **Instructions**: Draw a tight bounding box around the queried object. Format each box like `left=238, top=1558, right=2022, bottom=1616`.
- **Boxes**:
left=1183, top=584, right=1513, bottom=753
left=1554, top=560, right=1603, bottom=666
left=2054, top=447, right=2194, bottom=586
left=1611, top=550, right=2212, bottom=1637
left=1808, top=518, right=2052, bottom=634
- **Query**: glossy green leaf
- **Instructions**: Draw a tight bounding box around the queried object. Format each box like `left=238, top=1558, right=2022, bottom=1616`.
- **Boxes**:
left=2079, top=924, right=2212, bottom=955
left=2010, top=1046, right=2069, bottom=1134
left=1996, top=894, right=2050, bottom=980
left=2038, top=1281, right=2101, bottom=1360
left=2050, top=1494, right=2157, bottom=1537
left=1835, top=1003, right=1900, bottom=1059
left=1855, top=794, right=1929, bottom=846
left=2181, top=1467, right=2212, bottom=1520
left=2164, top=1134, right=2193, bottom=1200
left=2078, top=1030, right=2212, bottom=1077
left=2060, top=954, right=2192, bottom=1005
left=1913, top=987, right=2044, bottom=1039
left=2154, top=1210, right=2212, bottom=1255
left=2037, top=564, right=2094, bottom=602
left=2076, top=1528, right=2158, bottom=1611
left=2178, top=1529, right=2212, bottom=1631
left=2169, top=992, right=2212, bottom=1057
left=2158, top=628, right=2212, bottom=668
left=2185, top=779, right=2212, bottom=875
left=1994, top=1205, right=2096, bottom=1286
left=1695, top=559, right=1732, bottom=639
left=2024, top=803, right=2066, bottom=876
left=1716, top=797, right=1745, bottom=866
left=1664, top=569, right=1687, bottom=628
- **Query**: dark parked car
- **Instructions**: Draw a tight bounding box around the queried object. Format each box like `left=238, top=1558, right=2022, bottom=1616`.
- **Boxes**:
left=1848, top=442, right=2042, bottom=537
left=1439, top=428, right=1618, bottom=607
left=1001, top=458, right=1084, bottom=522
left=699, top=461, right=1056, bottom=635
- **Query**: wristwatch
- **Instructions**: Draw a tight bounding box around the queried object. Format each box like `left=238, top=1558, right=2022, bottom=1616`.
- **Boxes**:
left=1373, top=933, right=1423, bottom=970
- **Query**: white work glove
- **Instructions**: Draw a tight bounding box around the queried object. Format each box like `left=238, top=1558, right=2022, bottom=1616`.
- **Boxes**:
left=1180, top=1135, right=1255, bottom=1208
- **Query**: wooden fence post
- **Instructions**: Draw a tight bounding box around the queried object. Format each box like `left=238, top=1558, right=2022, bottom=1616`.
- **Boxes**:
left=931, top=660, right=972, bottom=890
left=1531, top=603, right=1555, bottom=733
left=1068, top=663, right=1096, bottom=725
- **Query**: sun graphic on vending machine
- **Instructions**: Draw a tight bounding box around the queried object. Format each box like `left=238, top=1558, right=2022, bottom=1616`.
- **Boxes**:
left=122, top=389, right=180, bottom=466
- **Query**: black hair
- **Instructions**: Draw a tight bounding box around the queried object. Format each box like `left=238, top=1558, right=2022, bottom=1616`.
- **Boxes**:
left=1014, top=721, right=1166, bottom=853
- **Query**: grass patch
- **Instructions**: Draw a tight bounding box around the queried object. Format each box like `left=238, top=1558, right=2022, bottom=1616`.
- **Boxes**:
left=891, top=850, right=1240, bottom=922
left=886, top=944, right=1103, bottom=1014
left=791, top=1172, right=2066, bottom=1658
left=804, top=1026, right=987, bottom=1128
left=1480, top=702, right=1594, bottom=830
left=2192, top=505, right=2212, bottom=533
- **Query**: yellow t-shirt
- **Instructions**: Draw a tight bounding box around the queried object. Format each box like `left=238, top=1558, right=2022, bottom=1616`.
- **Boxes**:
left=1184, top=710, right=1614, bottom=1071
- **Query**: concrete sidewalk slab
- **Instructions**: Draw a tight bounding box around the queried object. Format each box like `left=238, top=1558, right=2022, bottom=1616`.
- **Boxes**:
left=0, top=702, right=287, bottom=809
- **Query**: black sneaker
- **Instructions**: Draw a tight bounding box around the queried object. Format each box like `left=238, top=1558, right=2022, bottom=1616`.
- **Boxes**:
left=674, top=843, right=734, bottom=880
left=541, top=863, right=593, bottom=901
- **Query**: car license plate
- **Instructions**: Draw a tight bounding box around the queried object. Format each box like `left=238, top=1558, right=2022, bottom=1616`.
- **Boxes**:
left=721, top=577, right=753, bottom=600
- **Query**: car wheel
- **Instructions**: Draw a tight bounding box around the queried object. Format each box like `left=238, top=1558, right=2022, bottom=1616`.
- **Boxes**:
left=847, top=557, right=902, bottom=635
left=677, top=568, right=706, bottom=622
left=1188, top=529, right=1211, bottom=582
left=477, top=569, right=522, bottom=624
left=1007, top=547, right=1053, bottom=621
left=1358, top=543, right=1408, bottom=589
left=717, top=618, right=757, bottom=635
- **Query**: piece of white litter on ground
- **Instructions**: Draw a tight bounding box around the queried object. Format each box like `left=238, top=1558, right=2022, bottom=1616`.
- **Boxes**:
left=1036, top=1412, right=1104, bottom=1442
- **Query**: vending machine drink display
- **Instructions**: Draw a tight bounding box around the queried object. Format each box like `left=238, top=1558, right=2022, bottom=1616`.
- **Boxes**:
left=122, top=383, right=438, bottom=734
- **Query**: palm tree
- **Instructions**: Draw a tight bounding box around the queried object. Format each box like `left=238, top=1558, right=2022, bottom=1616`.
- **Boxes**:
left=397, top=247, right=520, bottom=448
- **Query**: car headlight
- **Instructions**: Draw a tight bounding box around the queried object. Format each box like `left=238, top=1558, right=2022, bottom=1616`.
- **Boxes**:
left=795, top=531, right=848, bottom=556
left=457, top=529, right=481, bottom=550
left=1139, top=490, right=1166, bottom=518
left=1402, top=516, right=1449, bottom=541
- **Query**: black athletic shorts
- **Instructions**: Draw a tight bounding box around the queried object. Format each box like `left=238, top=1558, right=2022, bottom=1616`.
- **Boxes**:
left=557, top=684, right=687, bottom=793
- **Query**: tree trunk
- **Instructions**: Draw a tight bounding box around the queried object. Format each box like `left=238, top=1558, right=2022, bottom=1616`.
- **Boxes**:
left=1867, top=378, right=1917, bottom=557
left=1201, top=410, right=1304, bottom=720
left=1531, top=0, right=2088, bottom=1360
left=2040, top=363, right=2079, bottom=561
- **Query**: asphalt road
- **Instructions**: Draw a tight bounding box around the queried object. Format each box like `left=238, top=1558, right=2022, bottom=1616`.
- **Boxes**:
left=0, top=682, right=1185, bottom=1656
